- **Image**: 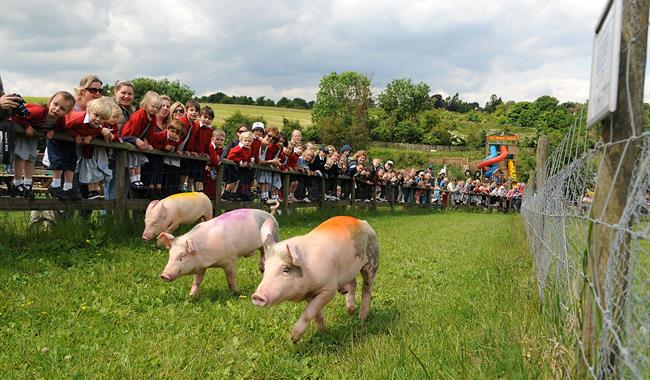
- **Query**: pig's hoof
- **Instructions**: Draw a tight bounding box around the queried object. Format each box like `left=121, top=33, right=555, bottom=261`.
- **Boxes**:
left=346, top=305, right=356, bottom=315
left=189, top=290, right=200, bottom=297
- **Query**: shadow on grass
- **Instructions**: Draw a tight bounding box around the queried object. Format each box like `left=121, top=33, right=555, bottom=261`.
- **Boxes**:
left=293, top=305, right=401, bottom=354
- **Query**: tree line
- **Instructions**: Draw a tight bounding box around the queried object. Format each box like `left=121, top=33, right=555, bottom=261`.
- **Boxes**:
left=103, top=75, right=584, bottom=152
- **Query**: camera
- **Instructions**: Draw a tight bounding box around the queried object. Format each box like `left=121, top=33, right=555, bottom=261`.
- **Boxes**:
left=8, top=94, right=30, bottom=117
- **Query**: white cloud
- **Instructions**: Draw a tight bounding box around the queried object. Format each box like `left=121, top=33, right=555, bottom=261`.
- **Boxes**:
left=1, top=0, right=608, bottom=104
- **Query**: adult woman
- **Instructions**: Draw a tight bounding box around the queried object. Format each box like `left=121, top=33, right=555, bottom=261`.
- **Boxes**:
left=102, top=80, right=136, bottom=205
left=113, top=80, right=135, bottom=134
left=73, top=75, right=103, bottom=112
left=156, top=95, right=172, bottom=131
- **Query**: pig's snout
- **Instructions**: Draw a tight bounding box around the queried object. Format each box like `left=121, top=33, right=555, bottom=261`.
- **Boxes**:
left=251, top=293, right=268, bottom=307
left=142, top=235, right=150, bottom=241
left=160, top=274, right=172, bottom=282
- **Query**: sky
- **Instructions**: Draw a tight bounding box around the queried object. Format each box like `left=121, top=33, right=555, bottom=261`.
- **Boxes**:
left=0, top=0, right=623, bottom=104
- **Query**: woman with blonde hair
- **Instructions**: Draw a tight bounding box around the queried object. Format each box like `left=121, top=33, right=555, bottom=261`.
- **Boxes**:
left=73, top=75, right=104, bottom=112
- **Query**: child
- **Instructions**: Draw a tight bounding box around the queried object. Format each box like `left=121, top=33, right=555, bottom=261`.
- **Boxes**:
left=162, top=101, right=186, bottom=196
left=186, top=106, right=214, bottom=193
left=11, top=91, right=76, bottom=199
left=120, top=91, right=161, bottom=190
left=300, top=148, right=316, bottom=202
left=221, top=125, right=248, bottom=200
left=71, top=98, right=116, bottom=199
left=203, top=128, right=225, bottom=199
left=224, top=131, right=254, bottom=200
left=280, top=140, right=300, bottom=203
left=256, top=126, right=282, bottom=203
left=177, top=99, right=201, bottom=192
left=49, top=97, right=111, bottom=201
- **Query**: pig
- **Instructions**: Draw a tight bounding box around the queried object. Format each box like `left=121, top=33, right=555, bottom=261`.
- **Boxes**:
left=251, top=216, right=380, bottom=342
left=142, top=192, right=213, bottom=241
left=158, top=206, right=280, bottom=297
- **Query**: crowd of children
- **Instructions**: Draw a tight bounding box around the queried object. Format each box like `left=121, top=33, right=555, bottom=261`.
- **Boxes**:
left=0, top=75, right=523, bottom=211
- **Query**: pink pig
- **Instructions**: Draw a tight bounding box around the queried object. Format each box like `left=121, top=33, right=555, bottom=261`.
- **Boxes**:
left=142, top=192, right=213, bottom=241
left=158, top=207, right=279, bottom=297
left=251, top=216, right=380, bottom=342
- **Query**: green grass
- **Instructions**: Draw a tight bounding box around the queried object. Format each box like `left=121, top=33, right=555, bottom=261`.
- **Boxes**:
left=0, top=210, right=553, bottom=378
left=203, top=103, right=313, bottom=130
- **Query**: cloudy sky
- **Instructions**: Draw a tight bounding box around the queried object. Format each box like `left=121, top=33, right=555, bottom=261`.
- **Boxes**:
left=0, top=1, right=616, bottom=104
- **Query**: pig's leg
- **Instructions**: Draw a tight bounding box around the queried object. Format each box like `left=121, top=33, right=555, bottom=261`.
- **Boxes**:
left=314, top=310, right=326, bottom=332
left=189, top=269, right=206, bottom=297
left=359, top=232, right=380, bottom=321
left=223, top=261, right=239, bottom=294
left=345, top=279, right=357, bottom=315
left=359, top=269, right=376, bottom=321
left=291, top=289, right=336, bottom=343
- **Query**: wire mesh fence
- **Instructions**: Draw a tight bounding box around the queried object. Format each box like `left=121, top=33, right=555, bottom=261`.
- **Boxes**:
left=520, top=19, right=649, bottom=378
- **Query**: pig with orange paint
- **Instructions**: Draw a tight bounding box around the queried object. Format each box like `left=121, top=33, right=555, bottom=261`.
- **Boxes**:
left=252, top=216, right=380, bottom=342
left=141, top=192, right=213, bottom=241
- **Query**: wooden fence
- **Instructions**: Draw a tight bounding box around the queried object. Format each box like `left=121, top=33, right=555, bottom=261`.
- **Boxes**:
left=0, top=125, right=521, bottom=216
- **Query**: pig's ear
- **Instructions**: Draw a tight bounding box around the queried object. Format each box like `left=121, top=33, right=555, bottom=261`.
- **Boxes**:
left=286, top=244, right=304, bottom=267
left=260, top=218, right=278, bottom=244
left=157, top=232, right=174, bottom=249
left=146, top=200, right=160, bottom=214
left=186, top=239, right=196, bottom=254
left=262, top=233, right=274, bottom=253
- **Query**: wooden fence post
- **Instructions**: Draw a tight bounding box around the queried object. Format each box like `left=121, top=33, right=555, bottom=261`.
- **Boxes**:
left=213, top=164, right=224, bottom=214
left=350, top=177, right=356, bottom=208
left=114, top=150, right=127, bottom=220
left=582, top=0, right=648, bottom=376
left=282, top=173, right=290, bottom=215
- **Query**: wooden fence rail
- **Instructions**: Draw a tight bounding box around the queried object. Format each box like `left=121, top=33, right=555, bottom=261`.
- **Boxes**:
left=0, top=125, right=522, bottom=216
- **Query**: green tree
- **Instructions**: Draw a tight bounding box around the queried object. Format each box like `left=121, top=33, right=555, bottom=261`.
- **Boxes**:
left=393, top=120, right=425, bottom=143
left=291, top=97, right=309, bottom=109
left=312, top=71, right=372, bottom=149
left=129, top=77, right=195, bottom=105
left=276, top=97, right=293, bottom=108
left=484, top=94, right=503, bottom=113
left=377, top=78, right=431, bottom=123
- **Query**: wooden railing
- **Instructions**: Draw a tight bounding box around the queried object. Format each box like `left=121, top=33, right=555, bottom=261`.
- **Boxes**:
left=0, top=124, right=521, bottom=215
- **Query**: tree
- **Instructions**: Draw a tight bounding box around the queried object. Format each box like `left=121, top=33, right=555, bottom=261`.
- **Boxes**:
left=312, top=71, right=372, bottom=149
left=377, top=78, right=431, bottom=123
left=484, top=94, right=503, bottom=113
left=393, top=120, right=425, bottom=143
left=291, top=97, right=309, bottom=109
left=431, top=94, right=446, bottom=109
left=130, top=77, right=194, bottom=105
left=276, top=97, right=293, bottom=108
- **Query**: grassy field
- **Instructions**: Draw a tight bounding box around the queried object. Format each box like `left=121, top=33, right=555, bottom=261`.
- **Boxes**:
left=0, top=210, right=554, bottom=378
left=22, top=98, right=313, bottom=130
left=205, top=103, right=313, bottom=129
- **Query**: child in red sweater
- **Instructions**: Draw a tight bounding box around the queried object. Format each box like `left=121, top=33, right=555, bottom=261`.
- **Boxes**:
left=203, top=128, right=225, bottom=199
left=224, top=131, right=253, bottom=201
left=187, top=106, right=214, bottom=193
left=120, top=91, right=161, bottom=190
left=10, top=91, right=76, bottom=199
left=177, top=99, right=200, bottom=192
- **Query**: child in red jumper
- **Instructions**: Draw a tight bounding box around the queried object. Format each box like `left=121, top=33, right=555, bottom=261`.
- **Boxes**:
left=11, top=91, right=76, bottom=199
left=177, top=99, right=200, bottom=192
left=187, top=106, right=214, bottom=193
left=120, top=91, right=161, bottom=190
left=203, top=128, right=225, bottom=199
left=224, top=131, right=254, bottom=201
left=69, top=98, right=115, bottom=200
